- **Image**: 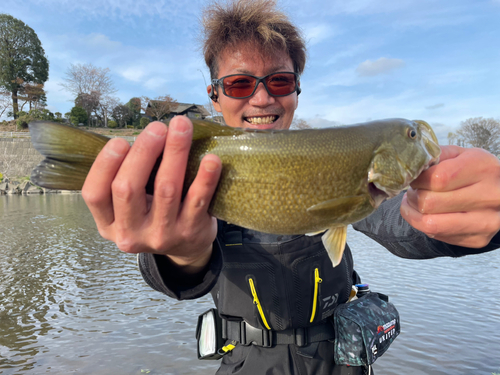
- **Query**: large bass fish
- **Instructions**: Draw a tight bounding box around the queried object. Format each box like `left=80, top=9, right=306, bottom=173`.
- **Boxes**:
left=29, top=118, right=441, bottom=267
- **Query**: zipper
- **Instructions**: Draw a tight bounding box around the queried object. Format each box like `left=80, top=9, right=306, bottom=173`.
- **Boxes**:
left=248, top=278, right=271, bottom=330
left=343, top=251, right=352, bottom=303
left=310, top=267, right=323, bottom=323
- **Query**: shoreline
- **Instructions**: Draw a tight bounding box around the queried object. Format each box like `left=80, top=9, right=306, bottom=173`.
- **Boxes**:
left=0, top=177, right=81, bottom=195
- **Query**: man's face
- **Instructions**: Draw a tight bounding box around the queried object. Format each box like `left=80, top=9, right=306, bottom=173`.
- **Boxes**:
left=209, top=43, right=298, bottom=130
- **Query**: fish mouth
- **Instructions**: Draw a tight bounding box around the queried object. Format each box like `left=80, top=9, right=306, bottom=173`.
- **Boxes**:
left=367, top=120, right=441, bottom=210
left=368, top=182, right=390, bottom=208
left=414, top=120, right=441, bottom=165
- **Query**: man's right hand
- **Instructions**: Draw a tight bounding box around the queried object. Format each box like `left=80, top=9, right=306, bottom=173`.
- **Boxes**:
left=82, top=116, right=222, bottom=274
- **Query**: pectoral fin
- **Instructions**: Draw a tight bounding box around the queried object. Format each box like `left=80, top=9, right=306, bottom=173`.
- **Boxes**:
left=307, top=196, right=367, bottom=219
left=306, top=230, right=327, bottom=236
left=322, top=225, right=347, bottom=268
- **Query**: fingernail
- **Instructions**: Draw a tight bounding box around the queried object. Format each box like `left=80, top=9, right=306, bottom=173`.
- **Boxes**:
left=171, top=120, right=191, bottom=135
left=204, top=160, right=219, bottom=172
left=106, top=140, right=128, bottom=157
left=145, top=122, right=167, bottom=138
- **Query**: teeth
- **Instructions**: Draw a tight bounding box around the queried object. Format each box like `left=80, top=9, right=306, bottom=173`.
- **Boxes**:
left=246, top=116, right=277, bottom=125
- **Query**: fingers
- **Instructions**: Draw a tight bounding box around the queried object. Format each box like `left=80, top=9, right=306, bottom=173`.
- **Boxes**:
left=179, top=154, right=222, bottom=226
left=82, top=117, right=220, bottom=261
left=401, top=194, right=500, bottom=248
left=112, top=122, right=168, bottom=230
left=410, top=146, right=496, bottom=192
left=406, top=180, right=500, bottom=215
left=82, top=137, right=130, bottom=232
left=150, top=116, right=194, bottom=227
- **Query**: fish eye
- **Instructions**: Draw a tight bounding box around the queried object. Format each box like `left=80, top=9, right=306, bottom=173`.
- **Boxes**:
left=407, top=128, right=417, bottom=140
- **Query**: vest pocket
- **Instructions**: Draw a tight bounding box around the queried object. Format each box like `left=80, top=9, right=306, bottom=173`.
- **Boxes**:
left=248, top=278, right=271, bottom=330
left=217, top=261, right=279, bottom=330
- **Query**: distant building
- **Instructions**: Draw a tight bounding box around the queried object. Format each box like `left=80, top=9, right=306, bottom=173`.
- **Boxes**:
left=145, top=101, right=210, bottom=121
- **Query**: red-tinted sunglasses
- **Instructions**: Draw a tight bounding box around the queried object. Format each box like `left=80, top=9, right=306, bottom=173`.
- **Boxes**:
left=211, top=72, right=300, bottom=99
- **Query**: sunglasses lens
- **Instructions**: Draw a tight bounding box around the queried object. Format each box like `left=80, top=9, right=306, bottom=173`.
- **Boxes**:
left=222, top=75, right=257, bottom=98
left=265, top=73, right=297, bottom=96
left=221, top=73, right=297, bottom=98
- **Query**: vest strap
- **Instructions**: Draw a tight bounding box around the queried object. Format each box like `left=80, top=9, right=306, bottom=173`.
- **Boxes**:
left=222, top=318, right=335, bottom=347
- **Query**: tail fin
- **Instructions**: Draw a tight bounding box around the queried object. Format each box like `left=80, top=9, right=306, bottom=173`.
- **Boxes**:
left=29, top=121, right=109, bottom=190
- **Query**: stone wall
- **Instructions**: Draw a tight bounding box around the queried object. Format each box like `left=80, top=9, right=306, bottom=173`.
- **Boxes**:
left=0, top=138, right=43, bottom=178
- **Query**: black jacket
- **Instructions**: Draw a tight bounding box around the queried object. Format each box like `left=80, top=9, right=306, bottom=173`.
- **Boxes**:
left=138, top=192, right=500, bottom=374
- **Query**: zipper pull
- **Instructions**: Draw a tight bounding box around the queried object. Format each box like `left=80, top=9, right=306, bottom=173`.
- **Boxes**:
left=315, top=268, right=323, bottom=284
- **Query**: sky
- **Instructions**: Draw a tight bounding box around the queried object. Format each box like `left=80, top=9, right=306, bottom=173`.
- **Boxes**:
left=1, top=0, right=499, bottom=144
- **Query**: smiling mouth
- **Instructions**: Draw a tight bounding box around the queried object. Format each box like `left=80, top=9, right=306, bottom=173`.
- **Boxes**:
left=244, top=115, right=278, bottom=125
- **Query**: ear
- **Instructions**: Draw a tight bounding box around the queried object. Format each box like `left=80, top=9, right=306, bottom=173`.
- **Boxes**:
left=207, top=85, right=217, bottom=100
left=207, top=85, right=222, bottom=113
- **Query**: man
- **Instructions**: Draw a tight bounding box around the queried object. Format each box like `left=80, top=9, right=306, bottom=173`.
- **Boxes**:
left=82, top=1, right=500, bottom=374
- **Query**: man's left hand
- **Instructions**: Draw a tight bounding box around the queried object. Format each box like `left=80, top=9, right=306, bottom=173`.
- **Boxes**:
left=400, top=145, right=500, bottom=248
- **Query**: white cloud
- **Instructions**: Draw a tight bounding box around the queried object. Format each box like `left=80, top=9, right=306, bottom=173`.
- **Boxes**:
left=356, top=57, right=405, bottom=77
left=324, top=43, right=370, bottom=66
left=302, top=23, right=339, bottom=46
left=143, top=77, right=169, bottom=91
left=119, top=66, right=148, bottom=83
left=296, top=89, right=500, bottom=145
left=82, top=33, right=122, bottom=51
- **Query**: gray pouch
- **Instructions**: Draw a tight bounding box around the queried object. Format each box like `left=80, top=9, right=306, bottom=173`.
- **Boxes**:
left=333, top=292, right=400, bottom=366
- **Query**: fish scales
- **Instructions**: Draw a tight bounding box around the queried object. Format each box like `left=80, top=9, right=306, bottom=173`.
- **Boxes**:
left=185, top=122, right=397, bottom=234
left=28, top=118, right=440, bottom=267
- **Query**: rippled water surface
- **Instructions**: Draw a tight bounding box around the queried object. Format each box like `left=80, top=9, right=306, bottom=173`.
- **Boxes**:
left=1, top=195, right=499, bottom=375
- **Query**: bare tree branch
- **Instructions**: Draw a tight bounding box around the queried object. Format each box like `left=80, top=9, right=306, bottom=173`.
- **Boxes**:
left=290, top=117, right=312, bottom=129
left=457, top=117, right=500, bottom=155
left=141, top=95, right=177, bottom=121
left=0, top=91, right=12, bottom=117
left=60, top=63, right=117, bottom=97
left=98, top=96, right=120, bottom=127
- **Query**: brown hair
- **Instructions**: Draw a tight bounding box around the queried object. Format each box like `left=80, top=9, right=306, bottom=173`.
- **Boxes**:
left=201, top=0, right=307, bottom=79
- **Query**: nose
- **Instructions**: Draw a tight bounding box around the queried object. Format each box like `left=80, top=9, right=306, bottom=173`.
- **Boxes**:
left=248, top=82, right=275, bottom=106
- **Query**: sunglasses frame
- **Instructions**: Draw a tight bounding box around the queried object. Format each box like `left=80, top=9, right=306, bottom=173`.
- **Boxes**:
left=211, top=71, right=300, bottom=99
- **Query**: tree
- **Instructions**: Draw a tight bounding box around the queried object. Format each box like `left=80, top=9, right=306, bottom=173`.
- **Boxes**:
left=290, top=117, right=312, bottom=129
left=61, top=63, right=116, bottom=98
left=70, top=106, right=88, bottom=126
left=141, top=95, right=177, bottom=121
left=16, top=79, right=47, bottom=112
left=0, top=14, right=49, bottom=118
left=140, top=117, right=150, bottom=129
left=75, top=91, right=100, bottom=126
left=98, top=95, right=120, bottom=128
left=112, top=104, right=132, bottom=128
left=61, top=63, right=117, bottom=127
left=455, top=117, right=500, bottom=155
left=127, top=97, right=142, bottom=127
left=0, top=91, right=11, bottom=117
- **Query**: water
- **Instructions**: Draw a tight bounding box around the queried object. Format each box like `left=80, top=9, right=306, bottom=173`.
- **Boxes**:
left=1, top=195, right=499, bottom=375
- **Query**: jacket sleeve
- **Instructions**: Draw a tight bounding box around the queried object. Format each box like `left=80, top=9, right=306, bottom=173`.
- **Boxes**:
left=352, top=192, right=500, bottom=259
left=137, top=239, right=223, bottom=300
